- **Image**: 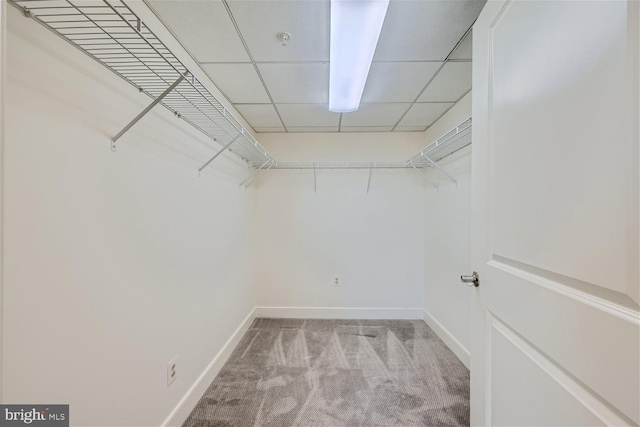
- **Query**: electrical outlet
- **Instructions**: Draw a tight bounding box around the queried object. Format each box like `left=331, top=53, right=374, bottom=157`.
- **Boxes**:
left=167, top=357, right=177, bottom=387
left=334, top=277, right=340, bottom=287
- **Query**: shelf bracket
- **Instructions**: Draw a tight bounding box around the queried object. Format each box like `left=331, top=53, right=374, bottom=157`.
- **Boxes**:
left=244, top=163, right=274, bottom=189
left=423, top=155, right=457, bottom=186
left=410, top=164, right=439, bottom=191
left=111, top=74, right=186, bottom=151
left=366, top=167, right=373, bottom=195
left=198, top=134, right=241, bottom=175
left=241, top=160, right=273, bottom=188
left=22, top=6, right=34, bottom=18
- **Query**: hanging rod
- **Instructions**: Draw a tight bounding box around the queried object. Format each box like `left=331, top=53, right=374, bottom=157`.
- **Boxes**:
left=9, top=0, right=274, bottom=165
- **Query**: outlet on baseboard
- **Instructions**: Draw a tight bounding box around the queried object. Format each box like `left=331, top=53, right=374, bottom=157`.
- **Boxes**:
left=167, top=356, right=177, bottom=387
left=334, top=276, right=341, bottom=287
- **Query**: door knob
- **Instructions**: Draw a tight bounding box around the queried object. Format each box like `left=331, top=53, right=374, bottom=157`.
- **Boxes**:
left=460, top=271, right=480, bottom=287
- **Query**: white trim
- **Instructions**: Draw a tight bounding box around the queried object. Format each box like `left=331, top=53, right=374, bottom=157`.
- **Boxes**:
left=161, top=308, right=257, bottom=427
left=488, top=259, right=640, bottom=325
left=423, top=308, right=470, bottom=368
left=254, top=306, right=424, bottom=320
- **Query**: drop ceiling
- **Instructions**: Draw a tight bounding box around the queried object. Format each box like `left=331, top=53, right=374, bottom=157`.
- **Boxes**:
left=145, top=0, right=485, bottom=133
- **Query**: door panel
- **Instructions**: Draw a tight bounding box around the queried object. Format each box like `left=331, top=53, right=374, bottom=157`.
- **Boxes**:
left=486, top=265, right=638, bottom=424
left=491, top=0, right=634, bottom=295
left=491, top=314, right=612, bottom=426
left=472, top=1, right=640, bottom=425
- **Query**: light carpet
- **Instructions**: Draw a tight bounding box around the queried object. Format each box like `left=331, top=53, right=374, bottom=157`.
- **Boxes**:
left=183, top=318, right=469, bottom=427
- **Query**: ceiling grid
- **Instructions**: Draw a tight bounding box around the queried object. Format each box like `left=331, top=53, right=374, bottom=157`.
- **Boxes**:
left=390, top=25, right=474, bottom=132
left=145, top=0, right=484, bottom=133
left=220, top=0, right=288, bottom=132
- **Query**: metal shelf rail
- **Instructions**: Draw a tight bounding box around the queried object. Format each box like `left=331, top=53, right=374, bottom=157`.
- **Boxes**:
left=9, top=0, right=274, bottom=169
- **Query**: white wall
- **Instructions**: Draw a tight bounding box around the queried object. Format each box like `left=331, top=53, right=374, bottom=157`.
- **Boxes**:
left=422, top=93, right=473, bottom=365
left=253, top=132, right=426, bottom=315
left=3, top=6, right=256, bottom=426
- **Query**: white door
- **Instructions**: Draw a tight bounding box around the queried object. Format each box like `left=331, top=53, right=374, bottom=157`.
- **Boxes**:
left=470, top=1, right=639, bottom=426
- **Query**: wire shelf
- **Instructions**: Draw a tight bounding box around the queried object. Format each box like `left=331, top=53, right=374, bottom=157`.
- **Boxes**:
left=10, top=0, right=273, bottom=164
left=246, top=119, right=472, bottom=173
left=407, top=118, right=472, bottom=165
left=264, top=161, right=431, bottom=170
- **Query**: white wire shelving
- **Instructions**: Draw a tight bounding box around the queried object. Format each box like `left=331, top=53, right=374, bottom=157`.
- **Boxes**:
left=405, top=117, right=472, bottom=187
left=245, top=118, right=472, bottom=189
left=9, top=0, right=274, bottom=167
left=247, top=118, right=472, bottom=171
left=406, top=117, right=472, bottom=165
left=266, top=162, right=430, bottom=170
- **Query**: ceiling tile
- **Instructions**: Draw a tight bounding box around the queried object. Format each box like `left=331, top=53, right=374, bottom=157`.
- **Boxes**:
left=226, top=0, right=330, bottom=62
left=397, top=102, right=454, bottom=127
left=235, top=104, right=282, bottom=128
left=362, top=62, right=442, bottom=103
left=341, top=127, right=394, bottom=132
left=340, top=103, right=411, bottom=127
left=394, top=126, right=428, bottom=132
left=277, top=104, right=340, bottom=127
left=417, top=62, right=472, bottom=102
left=449, top=30, right=473, bottom=60
left=201, top=64, right=270, bottom=104
left=374, top=0, right=486, bottom=61
left=287, top=127, right=339, bottom=132
left=146, top=0, right=250, bottom=63
left=258, top=63, right=329, bottom=103
left=255, top=127, right=285, bottom=133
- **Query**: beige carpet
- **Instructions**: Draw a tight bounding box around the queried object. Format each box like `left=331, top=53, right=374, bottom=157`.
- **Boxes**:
left=183, top=319, right=469, bottom=427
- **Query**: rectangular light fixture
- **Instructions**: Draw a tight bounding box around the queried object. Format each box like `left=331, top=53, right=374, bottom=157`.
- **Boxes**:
left=329, top=0, right=390, bottom=113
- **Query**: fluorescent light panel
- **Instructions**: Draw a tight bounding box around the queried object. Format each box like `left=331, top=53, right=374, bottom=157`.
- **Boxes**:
left=329, top=0, right=389, bottom=113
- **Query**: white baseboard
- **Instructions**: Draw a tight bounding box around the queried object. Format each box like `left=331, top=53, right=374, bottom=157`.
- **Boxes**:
left=423, top=308, right=470, bottom=368
left=161, top=307, right=257, bottom=427
left=254, top=306, right=424, bottom=320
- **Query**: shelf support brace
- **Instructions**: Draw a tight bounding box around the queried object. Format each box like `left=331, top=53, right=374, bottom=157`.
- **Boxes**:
left=111, top=74, right=186, bottom=151
left=423, top=155, right=457, bottom=186
left=313, top=163, right=317, bottom=194
left=411, top=164, right=439, bottom=191
left=366, top=167, right=373, bottom=195
left=245, top=163, right=274, bottom=189
left=241, top=160, right=273, bottom=188
left=198, top=134, right=241, bottom=175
